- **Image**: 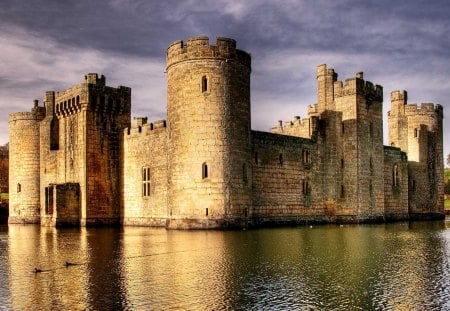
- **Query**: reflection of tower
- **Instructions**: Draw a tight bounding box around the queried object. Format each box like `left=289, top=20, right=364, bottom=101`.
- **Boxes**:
left=8, top=101, right=45, bottom=223
left=388, top=91, right=444, bottom=217
left=166, top=37, right=252, bottom=228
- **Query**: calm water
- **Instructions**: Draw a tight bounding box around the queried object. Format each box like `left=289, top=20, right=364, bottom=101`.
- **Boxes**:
left=1, top=221, right=450, bottom=310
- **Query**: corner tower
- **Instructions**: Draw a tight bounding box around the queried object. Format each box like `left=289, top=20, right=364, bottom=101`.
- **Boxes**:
left=388, top=91, right=444, bottom=218
left=9, top=101, right=45, bottom=223
left=166, top=36, right=252, bottom=228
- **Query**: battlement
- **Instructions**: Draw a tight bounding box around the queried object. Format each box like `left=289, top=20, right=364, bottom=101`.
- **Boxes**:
left=53, top=74, right=131, bottom=118
left=166, top=36, right=251, bottom=70
left=334, top=72, right=382, bottom=101
left=316, top=64, right=337, bottom=79
left=125, top=117, right=167, bottom=136
left=391, top=90, right=407, bottom=102
left=9, top=100, right=46, bottom=122
left=404, top=102, right=443, bottom=118
left=85, top=73, right=105, bottom=85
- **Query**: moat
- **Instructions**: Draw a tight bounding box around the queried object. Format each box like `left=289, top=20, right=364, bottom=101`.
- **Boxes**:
left=1, top=221, right=450, bottom=310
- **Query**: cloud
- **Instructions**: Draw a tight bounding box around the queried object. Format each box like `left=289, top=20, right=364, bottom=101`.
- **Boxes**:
left=0, top=0, right=449, bottom=156
left=0, top=25, right=166, bottom=144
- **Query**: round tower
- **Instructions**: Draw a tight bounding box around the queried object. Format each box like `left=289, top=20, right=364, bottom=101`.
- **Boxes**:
left=166, top=36, right=252, bottom=229
left=8, top=101, right=45, bottom=223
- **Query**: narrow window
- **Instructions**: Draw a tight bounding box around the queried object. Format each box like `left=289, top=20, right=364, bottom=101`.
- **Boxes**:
left=202, top=76, right=208, bottom=93
left=302, top=149, right=311, bottom=164
left=414, top=128, right=418, bottom=138
left=279, top=154, right=283, bottom=166
left=411, top=179, right=416, bottom=193
left=254, top=152, right=258, bottom=165
left=341, top=158, right=344, bottom=169
left=205, top=208, right=209, bottom=216
left=243, top=163, right=248, bottom=184
left=202, top=162, right=208, bottom=179
left=302, top=180, right=309, bottom=195
left=393, top=164, right=399, bottom=187
left=370, top=156, right=373, bottom=172
left=142, top=167, right=151, bottom=197
left=17, top=183, right=21, bottom=193
left=369, top=180, right=373, bottom=197
left=341, top=122, right=345, bottom=134
left=340, top=185, right=345, bottom=198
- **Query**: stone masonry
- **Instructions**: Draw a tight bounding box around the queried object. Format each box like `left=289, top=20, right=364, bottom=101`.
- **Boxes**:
left=8, top=36, right=445, bottom=228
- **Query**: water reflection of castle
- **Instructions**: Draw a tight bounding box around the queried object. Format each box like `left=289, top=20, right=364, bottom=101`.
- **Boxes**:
left=8, top=36, right=444, bottom=228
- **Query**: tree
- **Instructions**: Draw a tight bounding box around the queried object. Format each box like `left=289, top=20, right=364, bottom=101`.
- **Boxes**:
left=447, top=153, right=450, bottom=167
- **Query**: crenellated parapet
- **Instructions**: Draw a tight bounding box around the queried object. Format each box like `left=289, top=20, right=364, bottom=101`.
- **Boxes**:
left=166, top=36, right=251, bottom=70
left=9, top=100, right=46, bottom=122
left=404, top=102, right=443, bottom=119
left=53, top=74, right=131, bottom=118
left=334, top=72, right=383, bottom=102
left=124, top=117, right=167, bottom=137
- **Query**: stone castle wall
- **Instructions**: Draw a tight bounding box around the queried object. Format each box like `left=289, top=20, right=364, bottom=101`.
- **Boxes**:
left=383, top=146, right=409, bottom=220
left=251, top=131, right=325, bottom=224
left=122, top=118, right=168, bottom=226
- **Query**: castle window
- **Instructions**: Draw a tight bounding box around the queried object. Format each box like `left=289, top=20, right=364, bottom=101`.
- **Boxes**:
left=411, top=179, right=416, bottom=193
left=369, top=180, right=373, bottom=197
left=341, top=122, right=345, bottom=135
left=202, top=76, right=208, bottom=93
left=302, top=149, right=311, bottom=164
left=393, top=164, right=399, bottom=188
left=414, top=128, right=418, bottom=138
left=243, top=163, right=248, bottom=184
left=206, top=208, right=209, bottom=216
left=202, top=162, right=208, bottom=179
left=340, top=185, right=345, bottom=198
left=341, top=158, right=344, bottom=169
left=302, top=180, right=309, bottom=196
left=279, top=154, right=283, bottom=166
left=76, top=96, right=80, bottom=105
left=370, top=156, right=373, bottom=172
left=17, top=183, right=21, bottom=193
left=142, top=167, right=151, bottom=197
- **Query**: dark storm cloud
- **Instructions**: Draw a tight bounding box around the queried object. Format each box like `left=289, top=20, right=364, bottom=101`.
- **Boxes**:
left=0, top=0, right=449, bottom=156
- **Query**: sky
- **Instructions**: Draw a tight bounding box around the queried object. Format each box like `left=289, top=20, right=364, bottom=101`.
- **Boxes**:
left=1, top=0, right=449, bottom=159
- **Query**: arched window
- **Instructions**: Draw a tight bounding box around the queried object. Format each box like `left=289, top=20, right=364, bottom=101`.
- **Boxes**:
left=202, top=76, right=208, bottom=93
left=202, top=162, right=208, bottom=179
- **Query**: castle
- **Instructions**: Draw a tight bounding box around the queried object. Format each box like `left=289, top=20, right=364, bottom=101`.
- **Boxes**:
left=8, top=36, right=444, bottom=228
